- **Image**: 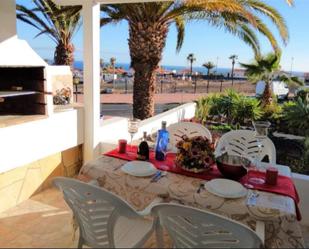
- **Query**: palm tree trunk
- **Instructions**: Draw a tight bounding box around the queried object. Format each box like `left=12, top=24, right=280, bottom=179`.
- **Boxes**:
left=262, top=81, right=273, bottom=106
left=54, top=42, right=74, bottom=67
left=206, top=69, right=210, bottom=93
left=129, top=21, right=168, bottom=120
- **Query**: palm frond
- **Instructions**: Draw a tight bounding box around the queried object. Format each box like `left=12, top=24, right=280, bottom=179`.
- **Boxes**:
left=246, top=0, right=289, bottom=44
left=174, top=16, right=185, bottom=52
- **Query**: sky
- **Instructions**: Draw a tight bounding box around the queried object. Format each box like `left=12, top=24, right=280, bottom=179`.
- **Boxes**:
left=16, top=0, right=309, bottom=72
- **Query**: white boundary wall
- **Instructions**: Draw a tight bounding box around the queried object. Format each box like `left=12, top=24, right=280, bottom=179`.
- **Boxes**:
left=98, top=102, right=196, bottom=150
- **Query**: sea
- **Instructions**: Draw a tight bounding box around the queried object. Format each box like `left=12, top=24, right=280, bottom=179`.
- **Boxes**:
left=74, top=61, right=232, bottom=75
left=73, top=61, right=305, bottom=77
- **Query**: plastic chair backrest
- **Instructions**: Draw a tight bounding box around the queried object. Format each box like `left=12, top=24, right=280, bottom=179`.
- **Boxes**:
left=167, top=122, right=212, bottom=147
left=53, top=177, right=140, bottom=248
left=215, top=130, right=276, bottom=163
left=152, top=204, right=263, bottom=248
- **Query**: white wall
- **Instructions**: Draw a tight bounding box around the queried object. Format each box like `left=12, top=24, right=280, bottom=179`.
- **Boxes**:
left=0, top=109, right=84, bottom=173
left=99, top=102, right=196, bottom=151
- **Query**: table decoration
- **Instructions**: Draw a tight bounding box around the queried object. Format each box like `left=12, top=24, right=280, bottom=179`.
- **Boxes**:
left=175, top=135, right=214, bottom=173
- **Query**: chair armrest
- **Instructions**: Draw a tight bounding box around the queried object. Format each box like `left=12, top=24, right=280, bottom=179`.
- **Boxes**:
left=255, top=220, right=265, bottom=244
left=137, top=197, right=164, bottom=216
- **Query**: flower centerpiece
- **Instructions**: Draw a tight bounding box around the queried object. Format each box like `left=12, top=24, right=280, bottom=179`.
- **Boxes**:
left=175, top=135, right=215, bottom=173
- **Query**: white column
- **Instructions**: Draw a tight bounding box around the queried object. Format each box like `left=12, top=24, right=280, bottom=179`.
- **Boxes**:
left=82, top=2, right=101, bottom=162
left=0, top=0, right=17, bottom=42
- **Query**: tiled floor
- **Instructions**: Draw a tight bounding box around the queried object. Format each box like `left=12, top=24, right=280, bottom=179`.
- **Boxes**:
left=0, top=187, right=308, bottom=248
left=0, top=187, right=168, bottom=248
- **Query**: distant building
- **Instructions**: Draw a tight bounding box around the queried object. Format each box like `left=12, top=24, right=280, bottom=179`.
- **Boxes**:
left=304, top=73, right=309, bottom=82
left=233, top=69, right=247, bottom=79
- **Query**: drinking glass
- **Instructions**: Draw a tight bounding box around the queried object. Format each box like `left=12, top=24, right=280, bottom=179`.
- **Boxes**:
left=240, top=156, right=254, bottom=189
left=249, top=121, right=271, bottom=185
left=247, top=140, right=265, bottom=185
left=127, top=118, right=140, bottom=153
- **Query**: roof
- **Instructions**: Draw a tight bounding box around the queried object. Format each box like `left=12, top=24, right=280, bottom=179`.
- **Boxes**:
left=156, top=67, right=173, bottom=74
left=104, top=67, right=126, bottom=74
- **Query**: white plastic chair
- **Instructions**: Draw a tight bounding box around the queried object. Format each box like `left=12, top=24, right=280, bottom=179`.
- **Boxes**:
left=167, top=122, right=212, bottom=147
left=152, top=203, right=264, bottom=248
left=215, top=130, right=292, bottom=177
left=215, top=130, right=276, bottom=164
left=53, top=177, right=161, bottom=248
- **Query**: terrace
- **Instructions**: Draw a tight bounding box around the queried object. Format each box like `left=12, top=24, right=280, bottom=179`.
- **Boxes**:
left=0, top=0, right=309, bottom=248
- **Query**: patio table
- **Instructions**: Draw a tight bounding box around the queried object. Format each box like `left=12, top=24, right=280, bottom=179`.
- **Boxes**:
left=79, top=155, right=305, bottom=248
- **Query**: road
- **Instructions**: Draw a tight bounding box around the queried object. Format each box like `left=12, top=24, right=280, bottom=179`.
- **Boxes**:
left=100, top=103, right=180, bottom=118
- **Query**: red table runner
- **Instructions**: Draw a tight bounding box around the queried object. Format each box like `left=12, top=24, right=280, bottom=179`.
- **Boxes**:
left=105, top=146, right=301, bottom=220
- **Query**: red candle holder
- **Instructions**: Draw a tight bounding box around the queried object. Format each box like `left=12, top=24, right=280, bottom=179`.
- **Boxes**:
left=118, top=139, right=127, bottom=154
left=266, top=167, right=278, bottom=186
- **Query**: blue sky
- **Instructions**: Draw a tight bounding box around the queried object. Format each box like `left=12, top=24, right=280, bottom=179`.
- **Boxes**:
left=16, top=0, right=309, bottom=72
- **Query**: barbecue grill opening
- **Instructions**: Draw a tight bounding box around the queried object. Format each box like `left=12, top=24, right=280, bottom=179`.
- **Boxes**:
left=0, top=66, right=50, bottom=115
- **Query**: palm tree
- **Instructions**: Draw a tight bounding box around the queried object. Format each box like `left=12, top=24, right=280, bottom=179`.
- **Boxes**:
left=96, top=1, right=292, bottom=119
left=240, top=52, right=303, bottom=106
left=100, top=1, right=292, bottom=120
left=229, top=55, right=238, bottom=87
left=17, top=0, right=81, bottom=67
left=187, top=53, right=196, bottom=78
left=202, top=61, right=215, bottom=93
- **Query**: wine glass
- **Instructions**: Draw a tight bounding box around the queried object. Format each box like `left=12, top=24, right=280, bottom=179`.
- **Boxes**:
left=127, top=118, right=140, bottom=153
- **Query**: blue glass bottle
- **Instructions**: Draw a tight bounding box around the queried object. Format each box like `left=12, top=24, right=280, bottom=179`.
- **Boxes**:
left=155, top=121, right=169, bottom=161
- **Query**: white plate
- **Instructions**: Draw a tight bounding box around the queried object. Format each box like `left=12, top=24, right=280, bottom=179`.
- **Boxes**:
left=121, top=161, right=157, bottom=177
left=205, top=179, right=247, bottom=199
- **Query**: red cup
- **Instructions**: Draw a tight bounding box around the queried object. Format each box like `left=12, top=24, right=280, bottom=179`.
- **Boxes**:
left=266, top=167, right=278, bottom=186
left=118, top=139, right=127, bottom=154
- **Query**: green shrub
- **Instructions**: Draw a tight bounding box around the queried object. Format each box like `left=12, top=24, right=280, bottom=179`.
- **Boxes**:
left=195, top=94, right=220, bottom=123
left=261, top=101, right=282, bottom=121
left=195, top=90, right=263, bottom=126
left=304, top=137, right=309, bottom=171
left=283, top=98, right=309, bottom=136
left=296, top=88, right=309, bottom=102
left=232, top=97, right=263, bottom=125
left=208, top=124, right=234, bottom=132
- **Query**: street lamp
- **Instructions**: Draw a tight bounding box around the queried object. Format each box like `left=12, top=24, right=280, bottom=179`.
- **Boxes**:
left=290, top=57, right=294, bottom=76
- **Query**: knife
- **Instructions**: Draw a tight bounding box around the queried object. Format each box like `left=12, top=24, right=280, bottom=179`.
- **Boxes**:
left=151, top=171, right=162, bottom=182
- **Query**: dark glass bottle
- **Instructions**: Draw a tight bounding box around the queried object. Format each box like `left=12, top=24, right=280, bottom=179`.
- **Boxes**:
left=137, top=132, right=150, bottom=161
left=155, top=121, right=169, bottom=161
